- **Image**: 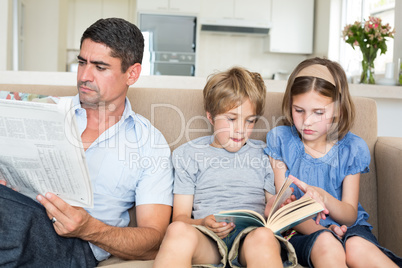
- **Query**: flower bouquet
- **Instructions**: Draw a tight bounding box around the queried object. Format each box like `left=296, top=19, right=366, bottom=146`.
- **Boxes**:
left=342, top=16, right=395, bottom=84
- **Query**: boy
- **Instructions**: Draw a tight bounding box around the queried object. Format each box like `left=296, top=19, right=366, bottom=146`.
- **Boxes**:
left=153, top=67, right=296, bottom=268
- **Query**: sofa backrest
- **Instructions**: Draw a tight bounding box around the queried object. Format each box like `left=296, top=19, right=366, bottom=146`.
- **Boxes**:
left=0, top=83, right=379, bottom=235
left=129, top=87, right=379, bottom=236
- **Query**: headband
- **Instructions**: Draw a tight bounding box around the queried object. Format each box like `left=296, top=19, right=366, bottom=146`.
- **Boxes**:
left=294, top=64, right=336, bottom=86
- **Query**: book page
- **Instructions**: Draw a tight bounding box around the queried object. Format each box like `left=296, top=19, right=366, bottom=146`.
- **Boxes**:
left=267, top=178, right=293, bottom=220
left=215, top=209, right=266, bottom=224
left=214, top=212, right=265, bottom=228
left=268, top=197, right=316, bottom=223
left=0, top=98, right=93, bottom=207
left=267, top=197, right=324, bottom=234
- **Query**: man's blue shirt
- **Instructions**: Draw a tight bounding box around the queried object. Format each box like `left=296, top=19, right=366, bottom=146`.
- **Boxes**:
left=71, top=95, right=173, bottom=261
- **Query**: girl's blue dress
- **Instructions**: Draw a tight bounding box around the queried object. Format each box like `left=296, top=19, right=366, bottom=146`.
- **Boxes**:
left=265, top=125, right=371, bottom=228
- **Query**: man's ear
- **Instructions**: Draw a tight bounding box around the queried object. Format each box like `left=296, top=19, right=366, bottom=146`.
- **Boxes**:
left=206, top=112, right=214, bottom=125
left=126, top=63, right=142, bottom=86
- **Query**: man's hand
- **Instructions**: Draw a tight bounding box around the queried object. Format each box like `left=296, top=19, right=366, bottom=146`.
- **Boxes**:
left=36, top=192, right=92, bottom=239
left=203, top=214, right=235, bottom=239
left=290, top=175, right=329, bottom=224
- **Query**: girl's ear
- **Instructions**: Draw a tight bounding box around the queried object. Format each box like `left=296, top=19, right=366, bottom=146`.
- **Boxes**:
left=206, top=112, right=214, bottom=125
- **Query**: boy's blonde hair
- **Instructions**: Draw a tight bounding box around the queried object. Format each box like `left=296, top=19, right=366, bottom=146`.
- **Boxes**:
left=203, top=67, right=266, bottom=119
left=282, top=57, right=355, bottom=141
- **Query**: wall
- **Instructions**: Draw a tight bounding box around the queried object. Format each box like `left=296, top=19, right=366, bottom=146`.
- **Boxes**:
left=0, top=0, right=12, bottom=71
left=22, top=0, right=68, bottom=71
left=195, top=32, right=307, bottom=78
left=393, top=1, right=402, bottom=69
left=375, top=98, right=402, bottom=137
left=1, top=0, right=315, bottom=77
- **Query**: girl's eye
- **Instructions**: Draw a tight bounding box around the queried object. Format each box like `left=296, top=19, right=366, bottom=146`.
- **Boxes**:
left=315, top=110, right=324, bottom=115
left=295, top=109, right=304, bottom=113
left=247, top=119, right=256, bottom=124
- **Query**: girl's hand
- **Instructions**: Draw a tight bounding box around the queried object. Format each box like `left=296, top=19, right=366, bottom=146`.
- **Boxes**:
left=202, top=214, right=235, bottom=239
left=264, top=190, right=296, bottom=218
left=328, top=224, right=347, bottom=239
left=289, top=175, right=329, bottom=224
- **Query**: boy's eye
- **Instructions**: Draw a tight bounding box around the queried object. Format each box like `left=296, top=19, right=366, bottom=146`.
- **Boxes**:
left=78, top=60, right=85, bottom=66
left=227, top=117, right=236, bottom=121
left=96, top=65, right=106, bottom=71
left=246, top=119, right=256, bottom=124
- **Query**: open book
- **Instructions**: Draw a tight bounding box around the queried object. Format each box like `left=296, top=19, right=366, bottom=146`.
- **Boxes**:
left=0, top=93, right=93, bottom=207
left=214, top=178, right=324, bottom=235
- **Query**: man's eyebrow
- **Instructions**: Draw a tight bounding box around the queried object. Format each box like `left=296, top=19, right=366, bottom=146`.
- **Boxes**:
left=77, top=55, right=111, bottom=66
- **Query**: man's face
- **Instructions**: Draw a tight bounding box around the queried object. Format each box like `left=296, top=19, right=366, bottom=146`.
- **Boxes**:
left=77, top=39, right=130, bottom=108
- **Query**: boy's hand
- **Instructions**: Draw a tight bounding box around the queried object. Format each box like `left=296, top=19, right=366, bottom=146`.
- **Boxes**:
left=328, top=224, right=347, bottom=239
left=203, top=215, right=235, bottom=239
left=290, top=175, right=329, bottom=224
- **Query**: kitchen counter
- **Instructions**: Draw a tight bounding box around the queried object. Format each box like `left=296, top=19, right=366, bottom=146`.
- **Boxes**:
left=0, top=71, right=400, bottom=98
left=0, top=71, right=401, bottom=137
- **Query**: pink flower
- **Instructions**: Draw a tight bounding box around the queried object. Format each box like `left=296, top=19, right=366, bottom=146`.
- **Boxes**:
left=342, top=16, right=394, bottom=56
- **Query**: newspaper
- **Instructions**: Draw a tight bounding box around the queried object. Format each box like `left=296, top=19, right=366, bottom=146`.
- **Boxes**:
left=0, top=96, right=93, bottom=207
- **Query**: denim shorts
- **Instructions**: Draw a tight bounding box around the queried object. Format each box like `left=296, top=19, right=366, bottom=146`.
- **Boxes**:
left=193, top=225, right=297, bottom=268
left=289, top=225, right=402, bottom=267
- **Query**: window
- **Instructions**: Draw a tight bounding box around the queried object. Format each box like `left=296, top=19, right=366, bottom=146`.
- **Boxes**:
left=340, top=0, right=395, bottom=80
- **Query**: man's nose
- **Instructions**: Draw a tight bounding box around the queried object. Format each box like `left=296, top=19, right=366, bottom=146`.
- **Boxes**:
left=79, top=65, right=94, bottom=82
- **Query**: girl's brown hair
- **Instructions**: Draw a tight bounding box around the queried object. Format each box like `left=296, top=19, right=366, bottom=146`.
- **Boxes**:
left=203, top=67, right=266, bottom=119
left=282, top=57, right=355, bottom=141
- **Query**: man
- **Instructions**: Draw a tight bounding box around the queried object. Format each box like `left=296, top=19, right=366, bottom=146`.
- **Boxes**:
left=0, top=18, right=173, bottom=267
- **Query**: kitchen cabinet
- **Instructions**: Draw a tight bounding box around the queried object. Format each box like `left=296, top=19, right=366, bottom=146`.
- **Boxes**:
left=67, top=0, right=132, bottom=50
left=266, top=0, right=314, bottom=54
left=200, top=0, right=271, bottom=22
left=137, top=0, right=200, bottom=14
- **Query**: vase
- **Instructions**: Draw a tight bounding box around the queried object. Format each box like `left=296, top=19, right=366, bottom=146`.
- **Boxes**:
left=360, top=53, right=376, bottom=84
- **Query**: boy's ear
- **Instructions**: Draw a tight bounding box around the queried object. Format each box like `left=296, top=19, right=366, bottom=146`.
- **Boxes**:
left=206, top=112, right=214, bottom=125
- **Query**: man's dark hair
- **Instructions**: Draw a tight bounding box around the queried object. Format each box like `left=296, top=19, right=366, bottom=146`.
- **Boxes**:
left=80, top=18, right=144, bottom=73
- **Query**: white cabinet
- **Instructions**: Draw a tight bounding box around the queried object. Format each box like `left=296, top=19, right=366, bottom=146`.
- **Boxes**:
left=200, top=0, right=271, bottom=22
left=266, top=0, right=314, bottom=54
left=67, top=0, right=132, bottom=50
left=233, top=0, right=271, bottom=21
left=137, top=0, right=200, bottom=14
left=200, top=0, right=232, bottom=18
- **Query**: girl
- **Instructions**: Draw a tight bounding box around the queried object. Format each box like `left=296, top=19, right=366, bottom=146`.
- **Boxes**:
left=265, top=57, right=402, bottom=267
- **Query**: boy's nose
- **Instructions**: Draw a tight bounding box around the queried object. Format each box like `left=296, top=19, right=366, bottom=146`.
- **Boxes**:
left=234, top=122, right=245, bottom=134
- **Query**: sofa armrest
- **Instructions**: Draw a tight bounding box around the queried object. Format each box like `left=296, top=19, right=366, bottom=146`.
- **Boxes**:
left=375, top=137, right=402, bottom=257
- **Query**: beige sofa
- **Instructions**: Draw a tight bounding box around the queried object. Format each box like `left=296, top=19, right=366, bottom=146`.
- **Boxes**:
left=1, top=83, right=401, bottom=267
